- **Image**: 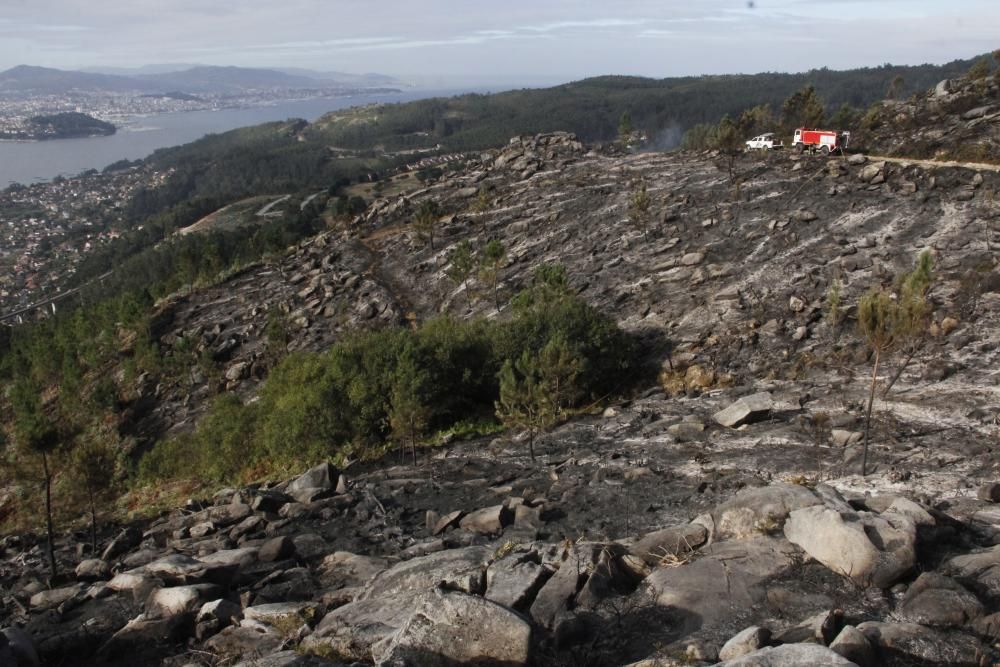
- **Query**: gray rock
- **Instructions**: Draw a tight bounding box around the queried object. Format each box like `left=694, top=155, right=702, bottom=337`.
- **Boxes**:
left=398, top=540, right=449, bottom=561
left=244, top=601, right=317, bottom=625
left=830, top=625, right=876, bottom=667
left=122, top=548, right=162, bottom=569
left=712, top=483, right=821, bottom=540
left=963, top=106, right=994, bottom=121
left=773, top=609, right=842, bottom=644
left=189, top=521, right=216, bottom=538
left=108, top=571, right=162, bottom=601
left=458, top=505, right=511, bottom=535
left=301, top=595, right=413, bottom=661
left=372, top=589, right=531, bottom=667
left=196, top=598, right=243, bottom=628
left=230, top=650, right=341, bottom=667
left=224, top=361, right=249, bottom=382
left=978, top=483, right=1000, bottom=502
left=630, top=523, right=707, bottom=565
left=972, top=612, right=1000, bottom=641
left=714, top=392, right=774, bottom=428
left=360, top=546, right=492, bottom=600
left=574, top=544, right=637, bottom=610
left=287, top=462, right=338, bottom=499
left=858, top=162, right=885, bottom=183
left=75, top=558, right=111, bottom=582
left=667, top=421, right=706, bottom=440
left=318, top=551, right=390, bottom=590
left=830, top=430, right=862, bottom=447
left=99, top=614, right=187, bottom=661
left=102, top=526, right=143, bottom=561
left=260, top=536, right=296, bottom=563
left=783, top=505, right=916, bottom=588
left=719, top=626, right=771, bottom=661
left=897, top=572, right=983, bottom=627
left=200, top=547, right=260, bottom=569
left=189, top=502, right=253, bottom=528
left=718, top=643, right=858, bottom=666
left=279, top=502, right=309, bottom=519
left=146, top=583, right=222, bottom=618
left=847, top=153, right=868, bottom=165
left=529, top=544, right=603, bottom=629
left=205, top=621, right=284, bottom=661
left=858, top=621, right=988, bottom=666
left=28, top=583, right=85, bottom=610
left=486, top=550, right=548, bottom=611
left=432, top=510, right=465, bottom=535
left=642, top=537, right=798, bottom=633
left=2, top=627, right=39, bottom=667
left=513, top=504, right=542, bottom=530
left=144, top=553, right=235, bottom=586
left=251, top=490, right=294, bottom=513
left=945, top=544, right=1000, bottom=599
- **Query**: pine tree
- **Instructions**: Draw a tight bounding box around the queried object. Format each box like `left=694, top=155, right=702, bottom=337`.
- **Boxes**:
left=618, top=111, right=633, bottom=145
left=537, top=335, right=581, bottom=416
left=830, top=103, right=861, bottom=130
left=628, top=179, right=652, bottom=239
left=880, top=250, right=935, bottom=397
left=70, top=437, right=117, bottom=553
left=496, top=338, right=583, bottom=462
left=713, top=115, right=743, bottom=182
left=8, top=384, right=62, bottom=580
left=781, top=85, right=826, bottom=133
left=446, top=240, right=475, bottom=308
left=479, top=240, right=506, bottom=312
left=887, top=75, right=905, bottom=100
left=471, top=189, right=492, bottom=214
left=857, top=289, right=896, bottom=476
left=389, top=346, right=431, bottom=465
left=969, top=57, right=992, bottom=81
left=496, top=352, right=551, bottom=462
left=413, top=200, right=441, bottom=250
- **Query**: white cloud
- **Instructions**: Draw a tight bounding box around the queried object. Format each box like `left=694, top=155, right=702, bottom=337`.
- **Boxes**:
left=0, top=1, right=996, bottom=80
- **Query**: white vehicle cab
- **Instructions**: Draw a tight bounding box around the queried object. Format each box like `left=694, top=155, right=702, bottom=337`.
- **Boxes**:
left=745, top=133, right=783, bottom=151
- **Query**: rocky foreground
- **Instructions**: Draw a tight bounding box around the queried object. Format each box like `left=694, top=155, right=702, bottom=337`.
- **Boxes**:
left=4, top=73, right=1000, bottom=665
left=6, top=426, right=1000, bottom=667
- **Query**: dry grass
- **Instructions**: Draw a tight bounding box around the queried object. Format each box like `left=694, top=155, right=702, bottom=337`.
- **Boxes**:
left=116, top=478, right=212, bottom=522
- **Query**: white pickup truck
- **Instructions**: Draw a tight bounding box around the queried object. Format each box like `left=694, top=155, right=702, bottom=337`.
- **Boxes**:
left=745, top=133, right=783, bottom=151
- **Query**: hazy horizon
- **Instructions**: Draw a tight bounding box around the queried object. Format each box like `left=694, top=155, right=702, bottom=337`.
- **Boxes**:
left=1, top=1, right=996, bottom=87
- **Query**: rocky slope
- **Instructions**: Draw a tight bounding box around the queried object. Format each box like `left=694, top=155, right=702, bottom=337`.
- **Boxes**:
left=855, top=70, right=1000, bottom=163
left=4, top=76, right=1000, bottom=666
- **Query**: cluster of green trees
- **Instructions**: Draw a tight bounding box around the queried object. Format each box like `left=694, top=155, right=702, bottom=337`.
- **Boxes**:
left=140, top=267, right=636, bottom=482
left=445, top=237, right=507, bottom=311
left=118, top=120, right=392, bottom=232
left=0, top=201, right=332, bottom=533
left=309, top=59, right=976, bottom=153
left=681, top=85, right=866, bottom=152
left=2, top=367, right=121, bottom=579
left=0, top=112, right=115, bottom=140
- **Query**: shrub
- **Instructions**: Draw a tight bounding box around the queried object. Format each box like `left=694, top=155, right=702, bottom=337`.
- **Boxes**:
left=140, top=274, right=636, bottom=483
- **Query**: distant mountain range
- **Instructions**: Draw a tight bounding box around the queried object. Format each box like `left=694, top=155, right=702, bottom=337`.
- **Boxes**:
left=0, top=64, right=405, bottom=95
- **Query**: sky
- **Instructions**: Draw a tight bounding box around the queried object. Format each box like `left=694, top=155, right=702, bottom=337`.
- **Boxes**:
left=0, top=0, right=997, bottom=86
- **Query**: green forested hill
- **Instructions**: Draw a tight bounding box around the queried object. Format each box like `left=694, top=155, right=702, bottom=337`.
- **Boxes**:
left=308, top=58, right=979, bottom=151
left=0, top=111, right=116, bottom=140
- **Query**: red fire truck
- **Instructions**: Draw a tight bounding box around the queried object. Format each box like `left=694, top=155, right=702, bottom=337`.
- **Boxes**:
left=792, top=128, right=850, bottom=154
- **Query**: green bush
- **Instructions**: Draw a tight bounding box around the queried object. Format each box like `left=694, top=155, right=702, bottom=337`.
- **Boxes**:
left=140, top=277, right=636, bottom=482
